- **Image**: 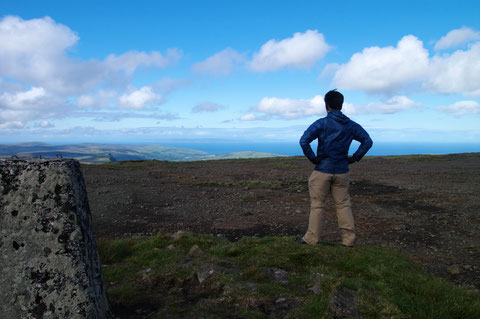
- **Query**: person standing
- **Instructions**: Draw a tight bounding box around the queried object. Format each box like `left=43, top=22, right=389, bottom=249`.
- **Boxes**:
left=299, top=89, right=372, bottom=247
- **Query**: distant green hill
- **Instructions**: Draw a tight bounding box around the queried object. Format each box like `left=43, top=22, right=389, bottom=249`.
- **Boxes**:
left=196, top=151, right=284, bottom=160
left=0, top=143, right=284, bottom=163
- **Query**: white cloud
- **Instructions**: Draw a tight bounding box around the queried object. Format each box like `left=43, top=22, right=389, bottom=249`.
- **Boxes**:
left=434, top=27, right=480, bottom=51
left=0, top=87, right=46, bottom=109
left=73, top=111, right=179, bottom=122
left=105, top=49, right=182, bottom=75
left=331, top=31, right=480, bottom=97
left=0, top=120, right=24, bottom=129
left=192, top=102, right=225, bottom=113
left=250, top=30, right=331, bottom=72
left=242, top=94, right=420, bottom=120
left=0, top=109, right=37, bottom=129
left=0, top=86, right=63, bottom=128
left=242, top=95, right=326, bottom=120
left=342, top=102, right=356, bottom=115
left=77, top=95, right=95, bottom=107
left=0, top=15, right=78, bottom=59
left=239, top=113, right=259, bottom=121
left=118, top=86, right=163, bottom=109
left=438, top=100, right=480, bottom=116
left=426, top=42, right=480, bottom=97
left=319, top=63, right=341, bottom=79
left=239, top=113, right=270, bottom=121
left=333, top=35, right=429, bottom=93
left=361, top=96, right=420, bottom=114
left=192, top=48, right=245, bottom=76
left=0, top=16, right=183, bottom=127
left=0, top=15, right=107, bottom=95
left=0, top=15, right=180, bottom=96
left=76, top=90, right=118, bottom=108
left=36, top=120, right=55, bottom=128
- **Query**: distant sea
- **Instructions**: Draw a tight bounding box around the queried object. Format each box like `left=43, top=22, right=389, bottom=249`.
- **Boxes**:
left=159, top=141, right=480, bottom=157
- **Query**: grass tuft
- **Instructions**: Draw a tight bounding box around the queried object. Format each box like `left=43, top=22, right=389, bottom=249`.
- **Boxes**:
left=97, top=233, right=480, bottom=318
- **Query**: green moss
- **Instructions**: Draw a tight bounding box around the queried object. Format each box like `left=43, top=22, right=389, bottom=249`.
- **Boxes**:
left=98, top=233, right=480, bottom=318
left=97, top=238, right=136, bottom=264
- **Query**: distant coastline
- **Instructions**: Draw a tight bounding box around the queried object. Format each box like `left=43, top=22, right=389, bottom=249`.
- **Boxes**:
left=0, top=142, right=285, bottom=164
left=1, top=141, right=479, bottom=163
left=158, top=141, right=480, bottom=157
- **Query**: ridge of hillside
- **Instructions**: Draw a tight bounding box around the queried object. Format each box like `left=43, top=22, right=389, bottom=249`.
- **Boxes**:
left=0, top=143, right=284, bottom=163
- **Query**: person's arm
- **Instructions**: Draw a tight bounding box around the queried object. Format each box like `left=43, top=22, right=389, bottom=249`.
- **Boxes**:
left=299, top=121, right=322, bottom=164
left=349, top=124, right=373, bottom=163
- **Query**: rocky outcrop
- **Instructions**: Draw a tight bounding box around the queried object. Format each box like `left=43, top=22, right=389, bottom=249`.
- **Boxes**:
left=0, top=159, right=112, bottom=318
left=327, top=286, right=360, bottom=318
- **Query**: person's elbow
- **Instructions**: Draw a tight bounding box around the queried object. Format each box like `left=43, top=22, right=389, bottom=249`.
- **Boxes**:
left=365, top=137, right=373, bottom=150
left=299, top=135, right=310, bottom=149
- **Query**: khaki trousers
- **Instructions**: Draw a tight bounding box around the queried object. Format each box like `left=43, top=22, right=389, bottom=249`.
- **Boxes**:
left=303, top=171, right=355, bottom=246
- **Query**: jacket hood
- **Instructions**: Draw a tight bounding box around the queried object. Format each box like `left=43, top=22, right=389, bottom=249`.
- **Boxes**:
left=328, top=110, right=350, bottom=124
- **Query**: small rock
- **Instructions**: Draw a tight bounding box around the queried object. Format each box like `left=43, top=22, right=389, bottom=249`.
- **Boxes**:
left=327, top=286, right=360, bottom=319
left=197, top=263, right=241, bottom=284
left=308, top=283, right=321, bottom=294
left=245, top=282, right=258, bottom=291
left=172, top=230, right=185, bottom=241
left=189, top=245, right=204, bottom=257
left=308, top=273, right=330, bottom=294
left=311, top=272, right=329, bottom=280
left=260, top=267, right=289, bottom=285
left=266, top=295, right=299, bottom=315
left=141, top=268, right=153, bottom=282
left=273, top=269, right=289, bottom=285
left=447, top=265, right=461, bottom=275
left=143, top=268, right=152, bottom=274
left=197, top=263, right=219, bottom=283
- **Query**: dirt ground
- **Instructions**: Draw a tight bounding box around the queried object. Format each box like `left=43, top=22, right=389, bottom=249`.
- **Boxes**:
left=81, top=154, right=480, bottom=290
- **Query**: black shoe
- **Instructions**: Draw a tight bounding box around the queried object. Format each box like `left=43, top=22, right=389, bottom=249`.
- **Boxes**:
left=294, top=236, right=307, bottom=244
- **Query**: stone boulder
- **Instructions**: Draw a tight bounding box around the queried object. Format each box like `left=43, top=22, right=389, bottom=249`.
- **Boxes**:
left=0, top=159, right=112, bottom=318
left=327, top=286, right=360, bottom=318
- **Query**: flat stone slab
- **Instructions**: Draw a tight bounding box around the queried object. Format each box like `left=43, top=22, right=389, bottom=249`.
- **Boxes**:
left=0, top=159, right=112, bottom=318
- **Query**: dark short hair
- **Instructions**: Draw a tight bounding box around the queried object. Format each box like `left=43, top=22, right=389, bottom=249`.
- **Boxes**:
left=324, top=89, right=344, bottom=110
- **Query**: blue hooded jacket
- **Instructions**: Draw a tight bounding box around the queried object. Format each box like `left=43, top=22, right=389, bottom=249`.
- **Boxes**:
left=300, top=110, right=373, bottom=174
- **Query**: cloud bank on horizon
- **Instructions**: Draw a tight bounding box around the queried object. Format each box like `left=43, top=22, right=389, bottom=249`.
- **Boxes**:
left=0, top=11, right=479, bottom=143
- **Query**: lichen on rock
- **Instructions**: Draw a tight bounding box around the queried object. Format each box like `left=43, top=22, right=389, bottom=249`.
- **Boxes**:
left=0, top=159, right=112, bottom=319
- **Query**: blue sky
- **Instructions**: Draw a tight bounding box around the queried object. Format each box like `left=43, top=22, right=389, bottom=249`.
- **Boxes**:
left=0, top=0, right=479, bottom=145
